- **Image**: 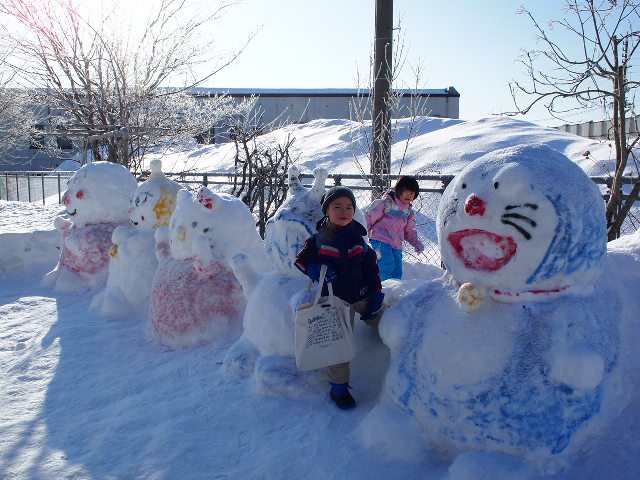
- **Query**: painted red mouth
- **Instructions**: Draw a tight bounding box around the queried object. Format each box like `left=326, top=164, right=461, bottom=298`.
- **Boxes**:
left=447, top=229, right=517, bottom=271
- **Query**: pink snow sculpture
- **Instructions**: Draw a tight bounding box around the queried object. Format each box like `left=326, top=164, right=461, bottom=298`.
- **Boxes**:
left=42, top=161, right=137, bottom=293
left=149, top=189, right=246, bottom=349
left=91, top=160, right=183, bottom=317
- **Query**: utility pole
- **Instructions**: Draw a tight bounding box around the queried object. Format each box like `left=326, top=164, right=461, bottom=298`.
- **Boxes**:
left=371, top=0, right=393, bottom=199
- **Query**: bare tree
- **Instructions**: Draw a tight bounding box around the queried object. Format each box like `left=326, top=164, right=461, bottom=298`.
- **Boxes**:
left=227, top=105, right=297, bottom=237
left=509, top=0, right=640, bottom=240
left=0, top=0, right=254, bottom=173
left=349, top=15, right=432, bottom=198
left=0, top=41, right=37, bottom=156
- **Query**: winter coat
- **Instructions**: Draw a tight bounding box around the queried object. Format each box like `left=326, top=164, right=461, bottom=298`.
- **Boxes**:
left=295, top=219, right=382, bottom=304
left=365, top=191, right=424, bottom=251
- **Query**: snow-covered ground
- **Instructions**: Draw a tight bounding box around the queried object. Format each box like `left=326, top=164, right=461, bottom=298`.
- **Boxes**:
left=1, top=116, right=639, bottom=480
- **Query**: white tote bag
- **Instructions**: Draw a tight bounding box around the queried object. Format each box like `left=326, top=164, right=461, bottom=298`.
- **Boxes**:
left=295, top=265, right=355, bottom=371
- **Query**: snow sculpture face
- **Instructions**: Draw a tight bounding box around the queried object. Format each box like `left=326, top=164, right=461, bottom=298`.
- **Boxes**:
left=264, top=166, right=327, bottom=273
left=128, top=160, right=182, bottom=231
left=438, top=144, right=606, bottom=301
left=62, top=161, right=138, bottom=227
left=168, top=189, right=211, bottom=260
left=168, top=186, right=259, bottom=262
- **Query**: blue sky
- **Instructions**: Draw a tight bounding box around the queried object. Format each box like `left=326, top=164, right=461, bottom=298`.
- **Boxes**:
left=204, top=1, right=606, bottom=126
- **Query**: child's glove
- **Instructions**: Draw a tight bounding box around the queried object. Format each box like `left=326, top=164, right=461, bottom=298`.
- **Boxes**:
left=306, top=263, right=337, bottom=283
left=361, top=291, right=385, bottom=321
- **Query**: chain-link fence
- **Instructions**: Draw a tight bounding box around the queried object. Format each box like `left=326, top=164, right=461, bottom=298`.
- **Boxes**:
left=317, top=176, right=449, bottom=266
left=2, top=170, right=639, bottom=267
left=153, top=171, right=452, bottom=266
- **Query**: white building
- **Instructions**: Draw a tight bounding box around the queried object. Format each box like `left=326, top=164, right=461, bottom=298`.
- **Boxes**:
left=190, top=87, right=460, bottom=144
left=1, top=87, right=460, bottom=170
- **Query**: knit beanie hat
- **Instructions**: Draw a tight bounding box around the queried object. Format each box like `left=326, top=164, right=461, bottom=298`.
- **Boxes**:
left=321, top=186, right=357, bottom=214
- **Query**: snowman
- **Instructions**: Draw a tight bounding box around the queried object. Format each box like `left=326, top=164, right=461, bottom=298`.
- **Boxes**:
left=91, top=160, right=183, bottom=317
left=369, top=144, right=620, bottom=472
left=149, top=187, right=262, bottom=349
left=42, top=161, right=137, bottom=293
left=224, top=167, right=330, bottom=395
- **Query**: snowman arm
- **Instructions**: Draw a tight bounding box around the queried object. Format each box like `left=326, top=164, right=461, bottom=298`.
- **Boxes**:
left=547, top=308, right=604, bottom=390
left=64, top=231, right=81, bottom=256
left=549, top=349, right=604, bottom=390
left=54, top=216, right=72, bottom=234
left=192, top=234, right=214, bottom=267
left=154, top=226, right=170, bottom=261
left=112, top=225, right=135, bottom=245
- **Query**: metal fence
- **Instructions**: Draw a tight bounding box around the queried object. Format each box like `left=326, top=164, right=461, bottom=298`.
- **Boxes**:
left=2, top=170, right=639, bottom=267
left=1, top=171, right=69, bottom=206
left=0, top=170, right=451, bottom=266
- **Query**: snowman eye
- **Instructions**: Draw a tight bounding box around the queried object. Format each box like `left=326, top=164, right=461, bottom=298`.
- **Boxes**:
left=461, top=183, right=467, bottom=189
left=494, top=182, right=499, bottom=189
left=191, top=221, right=198, bottom=228
left=203, top=227, right=210, bottom=233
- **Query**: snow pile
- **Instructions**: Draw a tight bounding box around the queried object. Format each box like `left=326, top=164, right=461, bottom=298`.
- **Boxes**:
left=91, top=159, right=184, bottom=317
left=0, top=201, right=62, bottom=271
left=147, top=116, right=625, bottom=180
left=365, top=145, right=637, bottom=476
left=41, top=161, right=137, bottom=292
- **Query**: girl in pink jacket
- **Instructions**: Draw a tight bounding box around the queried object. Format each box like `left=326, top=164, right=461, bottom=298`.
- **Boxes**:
left=365, top=176, right=424, bottom=280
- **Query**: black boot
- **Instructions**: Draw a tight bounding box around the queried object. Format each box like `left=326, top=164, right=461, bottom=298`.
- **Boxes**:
left=329, top=382, right=356, bottom=410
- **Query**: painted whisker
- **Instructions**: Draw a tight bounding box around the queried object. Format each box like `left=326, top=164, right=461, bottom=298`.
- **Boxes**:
left=501, top=219, right=532, bottom=240
left=502, top=212, right=537, bottom=227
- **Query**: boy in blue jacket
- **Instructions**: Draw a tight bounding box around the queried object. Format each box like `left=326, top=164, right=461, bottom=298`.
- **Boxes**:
left=295, top=186, right=385, bottom=410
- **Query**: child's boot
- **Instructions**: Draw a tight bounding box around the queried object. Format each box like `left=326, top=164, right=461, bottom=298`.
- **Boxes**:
left=329, top=382, right=356, bottom=410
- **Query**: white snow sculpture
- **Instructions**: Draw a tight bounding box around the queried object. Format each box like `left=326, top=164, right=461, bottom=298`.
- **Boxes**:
left=91, top=160, right=182, bottom=317
left=264, top=166, right=327, bottom=273
left=224, top=167, right=334, bottom=394
left=371, top=144, right=618, bottom=470
left=149, top=188, right=252, bottom=348
left=42, top=161, right=137, bottom=293
left=223, top=252, right=321, bottom=395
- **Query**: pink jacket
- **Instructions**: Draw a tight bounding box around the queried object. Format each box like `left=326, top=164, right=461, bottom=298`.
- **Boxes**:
left=365, top=191, right=424, bottom=251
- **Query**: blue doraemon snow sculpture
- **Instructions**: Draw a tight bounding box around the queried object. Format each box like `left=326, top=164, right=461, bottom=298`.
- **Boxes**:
left=374, top=144, right=619, bottom=470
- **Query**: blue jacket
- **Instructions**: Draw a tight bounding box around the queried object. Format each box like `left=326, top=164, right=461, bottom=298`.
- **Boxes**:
left=295, top=219, right=382, bottom=304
